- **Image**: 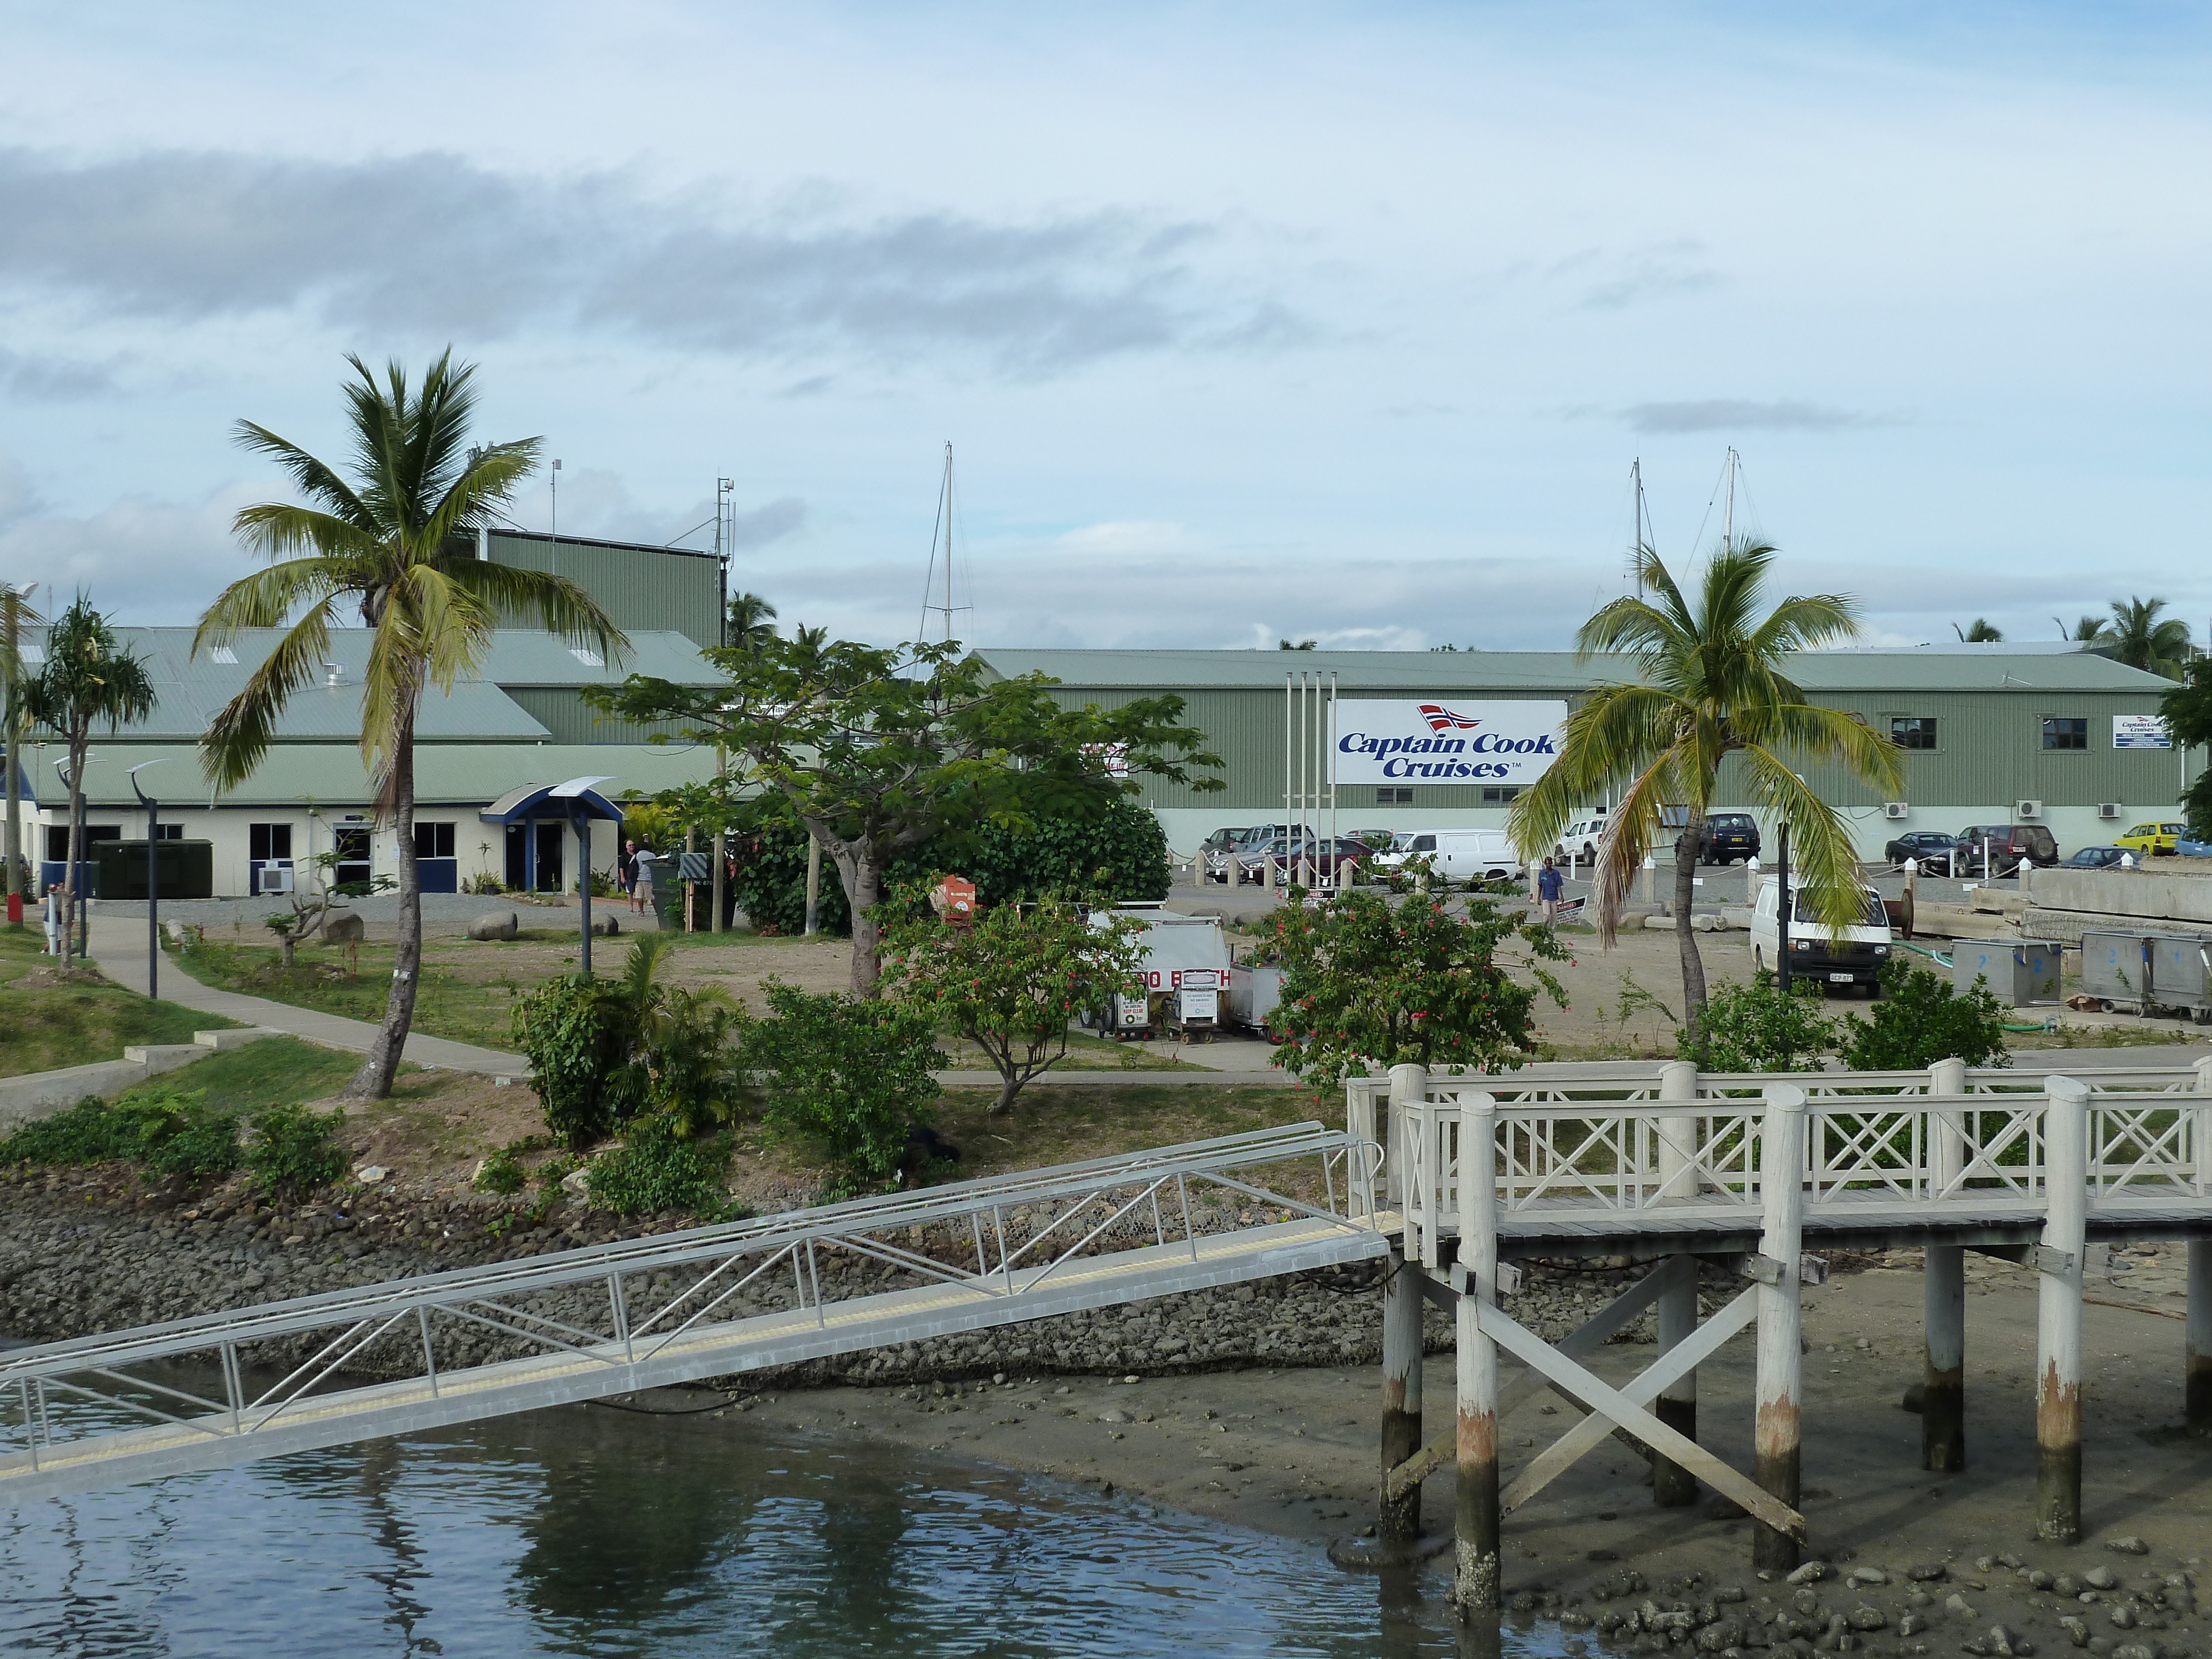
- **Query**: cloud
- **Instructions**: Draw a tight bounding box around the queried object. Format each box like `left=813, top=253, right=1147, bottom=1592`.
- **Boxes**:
left=1564, top=241, right=1722, bottom=310
left=0, top=464, right=258, bottom=624
left=507, top=469, right=806, bottom=554
left=1621, top=399, right=1902, bottom=434
left=0, top=147, right=1301, bottom=376
left=0, top=348, right=116, bottom=399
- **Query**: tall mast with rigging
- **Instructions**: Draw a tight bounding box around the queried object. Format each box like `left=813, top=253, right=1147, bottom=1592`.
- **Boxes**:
left=919, top=441, right=969, bottom=645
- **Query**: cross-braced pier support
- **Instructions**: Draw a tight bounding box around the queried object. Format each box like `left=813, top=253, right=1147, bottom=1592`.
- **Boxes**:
left=1923, top=1057, right=1968, bottom=1472
left=2036, top=1075, right=2090, bottom=1543
left=2191, top=1238, right=2212, bottom=1439
left=1379, top=1243, right=1425, bottom=1543
left=1751, top=1084, right=1807, bottom=1574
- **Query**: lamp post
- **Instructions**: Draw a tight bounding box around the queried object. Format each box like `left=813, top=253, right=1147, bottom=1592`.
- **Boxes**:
left=127, top=760, right=166, bottom=1000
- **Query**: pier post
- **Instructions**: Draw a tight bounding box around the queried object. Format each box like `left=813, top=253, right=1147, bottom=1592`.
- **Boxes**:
left=2036, top=1074, right=2090, bottom=1543
left=1652, top=1061, right=1700, bottom=1506
left=1923, top=1057, right=1968, bottom=1471
left=1381, top=1241, right=1425, bottom=1542
left=2189, top=1239, right=2212, bottom=1440
left=1454, top=1089, right=1501, bottom=1616
left=1752, top=1082, right=1807, bottom=1574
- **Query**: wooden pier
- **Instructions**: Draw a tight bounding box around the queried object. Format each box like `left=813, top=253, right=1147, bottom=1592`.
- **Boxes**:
left=1349, top=1058, right=2212, bottom=1615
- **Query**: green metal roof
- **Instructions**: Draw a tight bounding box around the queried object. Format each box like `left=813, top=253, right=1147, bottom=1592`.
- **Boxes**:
left=971, top=647, right=2174, bottom=696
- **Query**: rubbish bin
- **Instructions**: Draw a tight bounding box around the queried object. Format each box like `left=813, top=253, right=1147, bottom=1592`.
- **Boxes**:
left=2080, top=930, right=2154, bottom=1013
left=2145, top=933, right=2212, bottom=1022
left=1953, top=938, right=2061, bottom=1006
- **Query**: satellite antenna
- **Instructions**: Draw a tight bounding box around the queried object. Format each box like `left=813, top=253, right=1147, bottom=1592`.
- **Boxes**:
left=917, top=441, right=972, bottom=645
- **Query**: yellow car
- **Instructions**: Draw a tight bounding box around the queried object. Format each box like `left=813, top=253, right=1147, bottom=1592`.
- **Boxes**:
left=2114, top=821, right=2187, bottom=857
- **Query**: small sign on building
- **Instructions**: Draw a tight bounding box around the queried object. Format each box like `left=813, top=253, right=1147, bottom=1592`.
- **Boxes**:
left=2112, top=714, right=2173, bottom=750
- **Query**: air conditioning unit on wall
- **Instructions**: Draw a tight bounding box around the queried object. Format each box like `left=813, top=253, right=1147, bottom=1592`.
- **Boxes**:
left=2016, top=800, right=2044, bottom=820
left=2099, top=802, right=2122, bottom=820
left=1883, top=802, right=1910, bottom=820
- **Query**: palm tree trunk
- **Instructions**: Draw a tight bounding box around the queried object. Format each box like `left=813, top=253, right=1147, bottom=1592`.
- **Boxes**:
left=348, top=707, right=420, bottom=1100
left=1674, top=807, right=1709, bottom=1057
left=61, top=729, right=87, bottom=968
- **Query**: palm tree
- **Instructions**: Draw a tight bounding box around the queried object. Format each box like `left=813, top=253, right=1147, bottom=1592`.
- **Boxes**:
left=1952, top=619, right=2003, bottom=643
left=725, top=591, right=779, bottom=652
left=1510, top=540, right=1905, bottom=1052
left=196, top=350, right=628, bottom=1100
left=19, top=595, right=156, bottom=967
left=2056, top=615, right=2103, bottom=643
left=2095, top=597, right=2190, bottom=680
left=0, top=583, right=43, bottom=916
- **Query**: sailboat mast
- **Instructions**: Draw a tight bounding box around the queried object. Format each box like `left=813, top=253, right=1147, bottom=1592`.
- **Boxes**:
left=1629, top=457, right=1647, bottom=594
left=940, top=442, right=954, bottom=644
left=1721, top=446, right=1738, bottom=552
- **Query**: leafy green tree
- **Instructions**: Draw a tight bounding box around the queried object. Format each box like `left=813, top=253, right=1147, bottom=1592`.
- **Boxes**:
left=2162, top=660, right=2212, bottom=839
left=590, top=636, right=1220, bottom=995
left=513, top=973, right=643, bottom=1150
left=196, top=351, right=626, bottom=1099
left=2055, top=614, right=2103, bottom=643
left=20, top=594, right=157, bottom=966
left=1509, top=539, right=1905, bottom=1053
left=1688, top=972, right=1837, bottom=1072
left=1841, top=958, right=2013, bottom=1071
left=725, top=591, right=779, bottom=652
left=2095, top=596, right=2191, bottom=680
left=1264, top=886, right=1568, bottom=1094
left=747, top=980, right=941, bottom=1185
left=1952, top=619, right=2003, bottom=643
left=882, top=890, right=1147, bottom=1113
left=0, top=582, right=41, bottom=916
left=610, top=933, right=747, bottom=1138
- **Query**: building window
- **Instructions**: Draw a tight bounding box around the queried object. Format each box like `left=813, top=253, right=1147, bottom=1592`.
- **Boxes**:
left=1376, top=787, right=1413, bottom=805
left=1480, top=786, right=1523, bottom=805
left=249, top=823, right=293, bottom=862
left=413, top=821, right=456, bottom=860
left=46, top=825, right=120, bottom=862
left=1890, top=717, right=1938, bottom=751
left=150, top=823, right=183, bottom=841
left=2042, top=717, right=2088, bottom=751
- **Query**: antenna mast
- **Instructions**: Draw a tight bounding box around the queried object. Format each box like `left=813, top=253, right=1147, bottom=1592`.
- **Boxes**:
left=918, top=441, right=969, bottom=645
left=1720, top=446, right=1739, bottom=552
left=1629, top=457, right=1648, bottom=594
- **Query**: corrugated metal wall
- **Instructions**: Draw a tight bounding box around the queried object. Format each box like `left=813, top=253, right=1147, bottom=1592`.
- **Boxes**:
left=487, top=531, right=722, bottom=650
left=500, top=687, right=697, bottom=747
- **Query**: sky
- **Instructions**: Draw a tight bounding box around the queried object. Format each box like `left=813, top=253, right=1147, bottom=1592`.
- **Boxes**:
left=2, top=2, right=2210, bottom=654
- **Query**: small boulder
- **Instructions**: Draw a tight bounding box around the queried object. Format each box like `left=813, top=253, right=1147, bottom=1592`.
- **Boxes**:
left=323, top=909, right=366, bottom=943
left=1788, top=1562, right=1834, bottom=1585
left=353, top=1165, right=388, bottom=1185
left=467, top=910, right=519, bottom=942
left=2084, top=1567, right=2119, bottom=1592
left=2105, top=1537, right=2151, bottom=1557
left=589, top=914, right=620, bottom=937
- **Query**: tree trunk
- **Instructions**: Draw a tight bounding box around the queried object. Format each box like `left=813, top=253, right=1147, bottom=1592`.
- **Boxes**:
left=60, top=730, right=87, bottom=968
left=845, top=852, right=884, bottom=998
left=347, top=707, right=420, bottom=1100
left=1674, top=807, right=1709, bottom=1057
left=3, top=686, right=20, bottom=912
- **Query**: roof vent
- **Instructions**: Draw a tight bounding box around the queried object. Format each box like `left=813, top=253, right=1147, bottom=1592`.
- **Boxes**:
left=569, top=648, right=604, bottom=668
left=323, top=662, right=344, bottom=687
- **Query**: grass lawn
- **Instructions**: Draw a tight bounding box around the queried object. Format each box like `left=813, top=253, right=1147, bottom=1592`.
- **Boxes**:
left=171, top=937, right=525, bottom=1050
left=137, top=1036, right=363, bottom=1118
left=0, top=924, right=241, bottom=1078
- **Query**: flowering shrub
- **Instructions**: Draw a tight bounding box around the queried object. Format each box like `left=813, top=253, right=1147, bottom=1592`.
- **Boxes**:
left=881, top=891, right=1149, bottom=1113
left=1264, top=887, right=1569, bottom=1093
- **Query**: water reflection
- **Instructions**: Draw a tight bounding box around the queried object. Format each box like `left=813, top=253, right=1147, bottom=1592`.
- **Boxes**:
left=0, top=1387, right=1561, bottom=1658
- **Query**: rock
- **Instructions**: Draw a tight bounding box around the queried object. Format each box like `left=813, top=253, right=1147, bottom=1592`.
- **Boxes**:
left=589, top=915, right=620, bottom=937
left=2106, top=1538, right=2152, bottom=1557
left=2057, top=1577, right=2085, bottom=1597
left=2109, top=1608, right=2138, bottom=1631
left=322, top=910, right=366, bottom=943
left=1909, top=1564, right=1948, bottom=1583
left=1789, top=1562, right=1833, bottom=1584
left=1852, top=1569, right=1890, bottom=1587
left=1898, top=1614, right=1929, bottom=1638
left=2113, top=1647, right=2156, bottom=1659
left=1991, top=1626, right=2018, bottom=1655
left=1949, top=1595, right=1980, bottom=1619
left=2061, top=1618, right=2091, bottom=1648
left=561, top=1167, right=589, bottom=1195
left=353, top=1166, right=388, bottom=1185
left=2086, top=1569, right=2120, bottom=1592
left=467, top=910, right=519, bottom=942
left=1098, top=1408, right=1130, bottom=1424
left=1849, top=1608, right=1890, bottom=1631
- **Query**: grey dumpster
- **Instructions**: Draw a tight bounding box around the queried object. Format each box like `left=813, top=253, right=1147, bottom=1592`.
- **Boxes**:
left=1952, top=938, right=2062, bottom=1006
left=2145, top=933, right=2212, bottom=1023
left=2080, top=930, right=2154, bottom=1013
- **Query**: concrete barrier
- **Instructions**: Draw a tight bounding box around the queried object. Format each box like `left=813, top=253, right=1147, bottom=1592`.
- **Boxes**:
left=2030, top=867, right=2212, bottom=926
left=0, top=1027, right=280, bottom=1131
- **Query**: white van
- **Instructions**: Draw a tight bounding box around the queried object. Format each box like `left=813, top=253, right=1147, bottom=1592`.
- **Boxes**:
left=1370, top=829, right=1525, bottom=883
left=1749, top=883, right=1893, bottom=993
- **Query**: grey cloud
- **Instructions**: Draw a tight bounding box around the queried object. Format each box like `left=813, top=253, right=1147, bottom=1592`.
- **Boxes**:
left=0, top=348, right=116, bottom=399
left=0, top=147, right=1297, bottom=375
left=1572, top=241, right=1721, bottom=310
left=729, top=497, right=806, bottom=551
left=1623, top=399, right=1901, bottom=434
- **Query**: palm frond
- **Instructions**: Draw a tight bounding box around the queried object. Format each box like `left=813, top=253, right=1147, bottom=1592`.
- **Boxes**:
left=1735, top=745, right=1874, bottom=937
left=200, top=599, right=341, bottom=791
left=231, top=420, right=379, bottom=531
left=193, top=557, right=356, bottom=653
left=1587, top=739, right=1697, bottom=947
left=444, top=559, right=629, bottom=664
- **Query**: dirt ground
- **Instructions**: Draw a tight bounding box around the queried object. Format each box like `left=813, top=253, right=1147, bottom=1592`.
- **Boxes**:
left=754, top=1252, right=2211, bottom=1606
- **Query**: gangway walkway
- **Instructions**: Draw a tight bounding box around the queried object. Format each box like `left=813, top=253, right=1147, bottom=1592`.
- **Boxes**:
left=0, top=1123, right=1384, bottom=1505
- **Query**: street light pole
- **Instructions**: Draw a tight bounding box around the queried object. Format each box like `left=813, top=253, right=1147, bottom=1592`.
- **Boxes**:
left=127, top=761, right=166, bottom=1001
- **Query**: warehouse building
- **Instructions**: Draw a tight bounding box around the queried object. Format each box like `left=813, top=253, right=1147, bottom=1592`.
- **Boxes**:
left=973, top=646, right=2194, bottom=861
left=12, top=627, right=724, bottom=899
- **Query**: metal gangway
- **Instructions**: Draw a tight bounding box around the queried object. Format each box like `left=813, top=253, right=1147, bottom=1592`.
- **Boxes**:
left=0, top=1123, right=1385, bottom=1504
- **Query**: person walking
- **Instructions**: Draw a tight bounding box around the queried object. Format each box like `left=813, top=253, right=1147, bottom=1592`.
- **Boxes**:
left=619, top=838, right=638, bottom=907
left=630, top=845, right=655, bottom=919
left=1537, top=856, right=1564, bottom=925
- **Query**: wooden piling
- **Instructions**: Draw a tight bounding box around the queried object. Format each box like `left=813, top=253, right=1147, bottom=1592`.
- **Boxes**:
left=1454, top=1091, right=1501, bottom=1616
left=1380, top=1241, right=1425, bottom=1542
left=1652, top=1060, right=1700, bottom=1506
left=2189, top=1239, right=2212, bottom=1440
left=1752, top=1082, right=1806, bottom=1574
left=2036, top=1074, right=2090, bottom=1544
left=1923, top=1057, right=1968, bottom=1472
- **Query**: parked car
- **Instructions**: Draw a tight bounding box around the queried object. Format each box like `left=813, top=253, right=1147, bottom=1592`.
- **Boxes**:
left=1884, top=830, right=1957, bottom=867
left=1949, top=823, right=2059, bottom=877
left=2060, top=844, right=2128, bottom=869
left=1553, top=816, right=1606, bottom=862
left=1202, top=824, right=1309, bottom=883
left=2114, top=821, right=2187, bottom=858
left=1369, top=829, right=1525, bottom=884
left=1694, top=812, right=1761, bottom=865
left=1749, top=881, right=1893, bottom=994
left=1229, top=835, right=1366, bottom=884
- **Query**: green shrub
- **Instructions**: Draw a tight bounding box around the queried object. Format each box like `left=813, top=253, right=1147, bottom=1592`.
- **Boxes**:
left=473, top=1144, right=528, bottom=1194
left=0, top=1087, right=241, bottom=1179
left=1689, top=972, right=1838, bottom=1072
left=748, top=980, right=941, bottom=1181
left=512, top=974, right=643, bottom=1149
left=584, top=1118, right=743, bottom=1217
left=246, top=1103, right=348, bottom=1199
left=1841, top=958, right=2013, bottom=1071
left=0, top=1095, right=147, bottom=1166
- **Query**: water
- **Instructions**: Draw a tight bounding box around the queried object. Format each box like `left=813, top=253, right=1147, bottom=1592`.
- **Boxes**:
left=0, top=1393, right=1554, bottom=1658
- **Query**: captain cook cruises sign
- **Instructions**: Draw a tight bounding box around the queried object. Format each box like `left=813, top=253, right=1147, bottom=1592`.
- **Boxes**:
left=1329, top=699, right=1571, bottom=785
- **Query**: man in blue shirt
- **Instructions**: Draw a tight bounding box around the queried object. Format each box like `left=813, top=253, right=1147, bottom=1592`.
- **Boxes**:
left=1536, top=857, right=1564, bottom=924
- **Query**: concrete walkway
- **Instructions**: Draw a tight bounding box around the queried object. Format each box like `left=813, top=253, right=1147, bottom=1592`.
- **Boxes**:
left=85, top=916, right=530, bottom=1078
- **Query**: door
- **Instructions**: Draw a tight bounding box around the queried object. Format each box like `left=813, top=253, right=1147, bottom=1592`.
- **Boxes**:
left=332, top=827, right=372, bottom=893
left=504, top=820, right=566, bottom=893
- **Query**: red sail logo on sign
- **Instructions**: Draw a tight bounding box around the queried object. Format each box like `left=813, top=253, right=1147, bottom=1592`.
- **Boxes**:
left=1417, top=704, right=1483, bottom=734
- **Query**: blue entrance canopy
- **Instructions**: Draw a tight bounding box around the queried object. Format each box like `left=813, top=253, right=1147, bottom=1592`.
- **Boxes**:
left=478, top=776, right=625, bottom=824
